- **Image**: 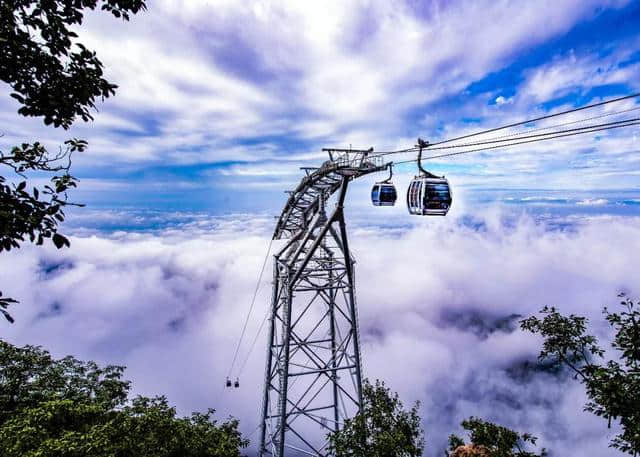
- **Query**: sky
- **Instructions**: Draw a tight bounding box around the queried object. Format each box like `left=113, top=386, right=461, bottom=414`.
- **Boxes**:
left=1, top=0, right=640, bottom=212
left=2, top=1, right=640, bottom=456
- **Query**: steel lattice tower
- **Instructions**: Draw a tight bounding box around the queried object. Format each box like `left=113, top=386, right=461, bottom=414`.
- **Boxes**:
left=259, top=149, right=387, bottom=456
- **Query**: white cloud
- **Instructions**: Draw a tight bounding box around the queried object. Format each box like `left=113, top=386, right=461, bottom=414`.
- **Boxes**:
left=2, top=210, right=640, bottom=455
left=521, top=49, right=640, bottom=102
left=495, top=95, right=513, bottom=106
left=2, top=0, right=635, bottom=177
left=218, top=162, right=302, bottom=177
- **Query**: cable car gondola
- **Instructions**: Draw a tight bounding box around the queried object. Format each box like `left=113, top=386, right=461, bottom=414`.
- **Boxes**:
left=371, top=163, right=397, bottom=206
left=407, top=139, right=452, bottom=216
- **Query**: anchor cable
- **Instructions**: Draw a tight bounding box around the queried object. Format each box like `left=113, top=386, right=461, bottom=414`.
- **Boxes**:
left=227, top=236, right=273, bottom=380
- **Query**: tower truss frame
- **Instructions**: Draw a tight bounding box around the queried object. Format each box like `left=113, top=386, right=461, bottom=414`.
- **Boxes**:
left=259, top=149, right=388, bottom=456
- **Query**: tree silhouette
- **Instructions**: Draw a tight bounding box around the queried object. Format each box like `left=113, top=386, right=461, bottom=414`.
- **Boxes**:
left=521, top=293, right=640, bottom=455
left=0, top=339, right=248, bottom=456
left=327, top=379, right=425, bottom=457
left=0, top=0, right=146, bottom=321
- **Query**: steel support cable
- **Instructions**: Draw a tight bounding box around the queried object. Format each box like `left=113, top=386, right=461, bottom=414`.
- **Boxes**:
left=408, top=117, right=640, bottom=151
left=392, top=120, right=640, bottom=164
left=427, top=92, right=640, bottom=147
left=439, top=105, right=640, bottom=145
left=227, top=236, right=274, bottom=380
left=367, top=92, right=640, bottom=158
left=237, top=307, right=270, bottom=377
left=369, top=115, right=639, bottom=160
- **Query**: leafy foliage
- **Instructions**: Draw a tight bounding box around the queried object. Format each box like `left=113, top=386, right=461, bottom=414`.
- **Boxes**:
left=521, top=294, right=640, bottom=455
left=0, top=0, right=146, bottom=322
left=0, top=292, right=18, bottom=323
left=0, top=139, right=88, bottom=253
left=327, top=379, right=425, bottom=457
left=0, top=339, right=248, bottom=457
left=1, top=0, right=146, bottom=128
left=446, top=417, right=547, bottom=457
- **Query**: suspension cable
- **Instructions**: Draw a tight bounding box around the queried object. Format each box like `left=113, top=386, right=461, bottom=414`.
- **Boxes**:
left=368, top=92, right=640, bottom=158
left=416, top=117, right=639, bottom=151
left=392, top=120, right=640, bottom=165
left=429, top=91, right=640, bottom=147
left=227, top=236, right=273, bottom=380
left=236, top=307, right=270, bottom=377
left=445, top=105, right=640, bottom=145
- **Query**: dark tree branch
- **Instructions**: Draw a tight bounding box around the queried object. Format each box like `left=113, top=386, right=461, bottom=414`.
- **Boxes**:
left=0, top=0, right=146, bottom=324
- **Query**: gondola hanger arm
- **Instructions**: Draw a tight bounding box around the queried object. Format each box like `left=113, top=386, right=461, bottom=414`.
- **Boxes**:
left=416, top=138, right=440, bottom=178
left=382, top=162, right=393, bottom=183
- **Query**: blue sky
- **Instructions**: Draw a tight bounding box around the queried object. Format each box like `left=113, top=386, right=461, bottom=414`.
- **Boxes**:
left=2, top=0, right=640, bottom=214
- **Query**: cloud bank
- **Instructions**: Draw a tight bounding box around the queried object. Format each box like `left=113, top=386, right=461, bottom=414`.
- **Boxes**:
left=3, top=208, right=640, bottom=456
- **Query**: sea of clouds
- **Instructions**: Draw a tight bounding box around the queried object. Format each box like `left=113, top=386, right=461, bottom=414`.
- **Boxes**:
left=2, top=202, right=640, bottom=456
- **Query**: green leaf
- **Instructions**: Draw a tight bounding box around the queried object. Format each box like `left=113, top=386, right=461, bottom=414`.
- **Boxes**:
left=52, top=233, right=70, bottom=249
left=9, top=93, right=24, bottom=103
left=0, top=309, right=14, bottom=323
left=0, top=339, right=248, bottom=456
